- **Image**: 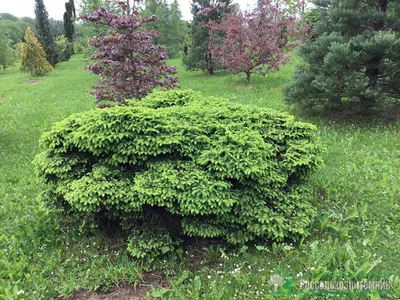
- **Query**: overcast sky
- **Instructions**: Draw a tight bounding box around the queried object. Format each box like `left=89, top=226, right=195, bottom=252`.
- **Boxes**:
left=0, top=0, right=257, bottom=21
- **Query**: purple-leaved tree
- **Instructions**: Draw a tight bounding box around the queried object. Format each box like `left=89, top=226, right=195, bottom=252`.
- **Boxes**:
left=204, top=0, right=307, bottom=83
left=81, top=5, right=179, bottom=105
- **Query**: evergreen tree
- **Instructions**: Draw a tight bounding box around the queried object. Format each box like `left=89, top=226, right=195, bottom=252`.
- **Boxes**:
left=64, top=0, right=76, bottom=42
left=183, top=0, right=233, bottom=75
left=285, top=0, right=400, bottom=111
left=141, top=0, right=187, bottom=58
left=35, top=0, right=59, bottom=66
left=20, top=27, right=52, bottom=76
left=49, top=19, right=65, bottom=38
left=63, top=0, right=76, bottom=59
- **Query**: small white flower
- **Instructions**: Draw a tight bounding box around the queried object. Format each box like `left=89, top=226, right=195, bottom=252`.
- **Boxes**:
left=17, top=290, right=24, bottom=295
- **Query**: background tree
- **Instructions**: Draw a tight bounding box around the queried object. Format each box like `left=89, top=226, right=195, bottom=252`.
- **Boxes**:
left=0, top=14, right=35, bottom=45
left=273, top=0, right=309, bottom=14
left=64, top=0, right=76, bottom=43
left=78, top=0, right=111, bottom=55
left=0, top=13, right=19, bottom=21
left=56, top=36, right=72, bottom=61
left=206, top=0, right=306, bottom=83
left=81, top=6, right=179, bottom=105
left=63, top=0, right=76, bottom=59
left=183, top=0, right=233, bottom=75
left=21, top=16, right=37, bottom=28
left=0, top=26, right=16, bottom=70
left=285, top=0, right=400, bottom=111
left=141, top=0, right=187, bottom=58
left=48, top=19, right=65, bottom=38
left=20, top=27, right=52, bottom=76
left=35, top=0, right=59, bottom=66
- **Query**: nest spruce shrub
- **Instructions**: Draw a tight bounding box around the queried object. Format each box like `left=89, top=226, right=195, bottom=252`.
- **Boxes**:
left=34, top=90, right=322, bottom=261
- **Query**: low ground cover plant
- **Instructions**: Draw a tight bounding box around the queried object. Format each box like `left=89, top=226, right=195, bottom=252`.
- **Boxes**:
left=34, top=89, right=322, bottom=262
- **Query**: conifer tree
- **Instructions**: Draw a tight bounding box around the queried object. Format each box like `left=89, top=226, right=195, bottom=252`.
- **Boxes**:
left=20, top=27, right=52, bottom=76
left=183, top=0, right=233, bottom=75
left=64, top=0, right=76, bottom=43
left=35, top=0, right=59, bottom=65
left=285, top=0, right=400, bottom=111
left=141, top=0, right=187, bottom=58
left=63, top=0, right=76, bottom=59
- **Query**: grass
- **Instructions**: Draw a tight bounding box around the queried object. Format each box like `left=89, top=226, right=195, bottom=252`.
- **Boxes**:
left=0, top=55, right=399, bottom=299
left=169, top=57, right=299, bottom=111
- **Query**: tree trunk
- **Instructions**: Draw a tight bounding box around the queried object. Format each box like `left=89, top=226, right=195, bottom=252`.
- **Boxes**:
left=206, top=52, right=214, bottom=76
left=362, top=55, right=381, bottom=106
left=378, top=0, right=388, bottom=12
left=246, top=72, right=251, bottom=84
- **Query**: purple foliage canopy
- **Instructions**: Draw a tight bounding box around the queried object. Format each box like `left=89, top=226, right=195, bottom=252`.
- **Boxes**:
left=203, top=0, right=307, bottom=83
left=81, top=7, right=179, bottom=105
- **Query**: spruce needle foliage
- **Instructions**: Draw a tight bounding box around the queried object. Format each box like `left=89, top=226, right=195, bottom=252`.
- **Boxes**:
left=20, top=27, right=52, bottom=76
left=285, top=0, right=400, bottom=112
left=34, top=90, right=322, bottom=261
left=35, top=0, right=60, bottom=66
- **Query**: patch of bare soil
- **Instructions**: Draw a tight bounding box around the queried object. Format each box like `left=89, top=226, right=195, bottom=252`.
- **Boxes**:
left=66, top=272, right=169, bottom=300
left=29, top=79, right=43, bottom=84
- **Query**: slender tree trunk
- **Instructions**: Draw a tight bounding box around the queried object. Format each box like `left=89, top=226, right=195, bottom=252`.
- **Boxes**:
left=206, top=52, right=214, bottom=76
left=378, top=0, right=388, bottom=12
left=246, top=71, right=251, bottom=84
left=127, top=0, right=130, bottom=14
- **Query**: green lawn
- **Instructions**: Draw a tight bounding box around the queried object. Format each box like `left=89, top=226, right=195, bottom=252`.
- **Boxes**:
left=0, top=55, right=399, bottom=299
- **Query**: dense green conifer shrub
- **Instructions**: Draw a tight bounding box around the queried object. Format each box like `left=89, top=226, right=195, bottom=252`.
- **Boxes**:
left=34, top=90, right=322, bottom=261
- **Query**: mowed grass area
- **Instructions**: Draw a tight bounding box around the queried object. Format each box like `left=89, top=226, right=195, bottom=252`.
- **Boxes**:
left=0, top=55, right=399, bottom=299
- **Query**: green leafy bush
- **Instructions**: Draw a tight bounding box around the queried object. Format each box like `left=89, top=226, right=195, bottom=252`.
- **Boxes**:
left=55, top=36, right=72, bottom=62
left=34, top=90, right=322, bottom=260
